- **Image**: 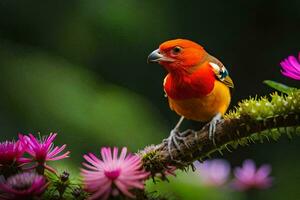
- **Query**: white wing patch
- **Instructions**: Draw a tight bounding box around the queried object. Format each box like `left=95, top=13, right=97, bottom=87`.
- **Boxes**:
left=209, top=62, right=227, bottom=81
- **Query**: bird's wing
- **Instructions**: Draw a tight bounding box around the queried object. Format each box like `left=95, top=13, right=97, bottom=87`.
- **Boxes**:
left=208, top=55, right=234, bottom=88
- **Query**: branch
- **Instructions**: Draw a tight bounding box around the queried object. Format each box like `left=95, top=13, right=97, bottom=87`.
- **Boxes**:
left=140, top=91, right=300, bottom=177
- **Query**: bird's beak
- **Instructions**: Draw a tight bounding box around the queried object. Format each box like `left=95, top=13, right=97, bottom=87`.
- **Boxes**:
left=147, top=49, right=175, bottom=63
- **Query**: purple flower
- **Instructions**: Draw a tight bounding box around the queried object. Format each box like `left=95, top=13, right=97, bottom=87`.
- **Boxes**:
left=280, top=52, right=300, bottom=80
left=19, top=133, right=70, bottom=173
left=194, top=159, right=230, bottom=187
left=232, top=159, right=273, bottom=191
left=81, top=147, right=149, bottom=200
left=0, top=172, right=48, bottom=199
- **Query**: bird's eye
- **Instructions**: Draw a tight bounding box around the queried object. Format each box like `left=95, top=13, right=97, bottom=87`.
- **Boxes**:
left=171, top=46, right=182, bottom=55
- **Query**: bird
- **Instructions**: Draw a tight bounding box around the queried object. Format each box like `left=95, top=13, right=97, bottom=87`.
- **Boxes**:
left=147, top=39, right=234, bottom=157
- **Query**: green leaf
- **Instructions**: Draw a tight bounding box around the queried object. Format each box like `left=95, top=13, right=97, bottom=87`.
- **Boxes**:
left=263, top=80, right=297, bottom=94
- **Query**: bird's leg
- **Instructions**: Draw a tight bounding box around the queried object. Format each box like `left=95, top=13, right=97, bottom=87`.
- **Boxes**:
left=208, top=113, right=222, bottom=145
left=163, top=116, right=194, bottom=159
left=163, top=116, right=184, bottom=148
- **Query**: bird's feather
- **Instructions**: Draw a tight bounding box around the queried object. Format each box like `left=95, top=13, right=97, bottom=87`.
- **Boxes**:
left=208, top=55, right=234, bottom=88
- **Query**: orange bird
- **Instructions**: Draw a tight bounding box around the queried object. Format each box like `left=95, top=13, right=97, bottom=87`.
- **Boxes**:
left=147, top=39, right=234, bottom=155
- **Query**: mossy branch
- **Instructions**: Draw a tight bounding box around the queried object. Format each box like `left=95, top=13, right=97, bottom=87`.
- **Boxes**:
left=140, top=91, right=300, bottom=177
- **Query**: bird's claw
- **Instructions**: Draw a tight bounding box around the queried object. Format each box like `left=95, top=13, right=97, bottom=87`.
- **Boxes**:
left=208, top=113, right=222, bottom=146
left=163, top=129, right=191, bottom=160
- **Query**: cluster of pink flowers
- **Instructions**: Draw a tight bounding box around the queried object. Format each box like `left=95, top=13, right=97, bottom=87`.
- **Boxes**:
left=194, top=159, right=273, bottom=191
left=0, top=133, right=150, bottom=200
left=0, top=133, right=70, bottom=199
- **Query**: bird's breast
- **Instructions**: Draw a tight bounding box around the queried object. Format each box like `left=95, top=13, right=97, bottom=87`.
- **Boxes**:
left=167, top=81, right=231, bottom=122
left=163, top=65, right=215, bottom=99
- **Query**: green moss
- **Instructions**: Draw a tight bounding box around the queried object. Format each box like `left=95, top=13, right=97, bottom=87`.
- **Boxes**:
left=225, top=90, right=300, bottom=120
left=205, top=90, right=300, bottom=160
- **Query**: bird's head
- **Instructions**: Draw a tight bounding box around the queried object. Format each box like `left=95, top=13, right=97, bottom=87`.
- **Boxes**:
left=147, top=39, right=206, bottom=72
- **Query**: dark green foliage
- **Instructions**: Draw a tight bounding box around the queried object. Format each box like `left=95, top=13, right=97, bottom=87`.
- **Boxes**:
left=42, top=171, right=88, bottom=200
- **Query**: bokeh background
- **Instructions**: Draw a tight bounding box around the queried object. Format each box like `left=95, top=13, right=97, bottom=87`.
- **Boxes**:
left=0, top=0, right=299, bottom=199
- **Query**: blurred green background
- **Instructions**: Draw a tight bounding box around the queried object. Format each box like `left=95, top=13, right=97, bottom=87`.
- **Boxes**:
left=0, top=0, right=299, bottom=199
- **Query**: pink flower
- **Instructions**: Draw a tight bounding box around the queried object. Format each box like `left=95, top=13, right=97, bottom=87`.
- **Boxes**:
left=19, top=133, right=70, bottom=173
left=0, top=140, right=24, bottom=167
left=0, top=172, right=48, bottom=199
left=81, top=147, right=149, bottom=200
left=194, top=159, right=230, bottom=187
left=232, top=159, right=273, bottom=191
left=280, top=52, right=300, bottom=80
